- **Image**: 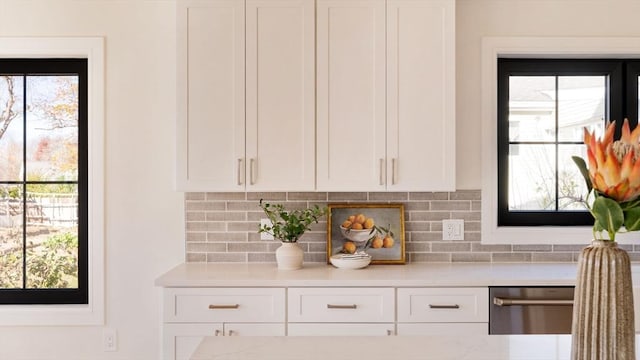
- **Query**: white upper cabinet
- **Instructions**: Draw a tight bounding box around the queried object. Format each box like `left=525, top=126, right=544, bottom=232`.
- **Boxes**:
left=176, top=0, right=315, bottom=191
left=178, top=0, right=454, bottom=192
left=316, top=0, right=387, bottom=191
left=386, top=0, right=455, bottom=191
left=316, top=0, right=455, bottom=191
left=176, top=0, right=245, bottom=191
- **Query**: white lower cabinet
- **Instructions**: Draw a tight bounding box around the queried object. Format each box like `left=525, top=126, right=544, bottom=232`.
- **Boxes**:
left=287, top=287, right=395, bottom=336
left=164, top=323, right=285, bottom=360
left=396, top=287, right=489, bottom=336
left=162, top=288, right=286, bottom=360
left=161, top=286, right=490, bottom=359
left=288, top=323, right=395, bottom=336
left=397, top=323, right=487, bottom=336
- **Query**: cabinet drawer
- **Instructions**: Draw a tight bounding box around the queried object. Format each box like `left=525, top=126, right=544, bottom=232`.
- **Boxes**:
left=288, top=288, right=394, bottom=323
left=397, top=287, right=488, bottom=323
left=164, top=288, right=285, bottom=323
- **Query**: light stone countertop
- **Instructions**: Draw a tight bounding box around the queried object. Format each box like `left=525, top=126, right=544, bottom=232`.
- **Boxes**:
left=189, top=335, right=589, bottom=360
left=155, top=262, right=596, bottom=287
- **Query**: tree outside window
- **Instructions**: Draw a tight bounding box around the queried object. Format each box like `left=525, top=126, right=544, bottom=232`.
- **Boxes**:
left=0, top=59, right=87, bottom=304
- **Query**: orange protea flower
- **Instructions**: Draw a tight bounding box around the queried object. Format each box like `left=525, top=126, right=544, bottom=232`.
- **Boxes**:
left=585, top=119, right=640, bottom=203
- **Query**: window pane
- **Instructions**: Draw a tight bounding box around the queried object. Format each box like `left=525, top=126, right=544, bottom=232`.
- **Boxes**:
left=558, top=76, right=605, bottom=142
left=509, top=144, right=556, bottom=210
left=558, top=144, right=589, bottom=210
left=24, top=184, right=78, bottom=289
left=26, top=76, right=79, bottom=182
left=0, top=184, right=24, bottom=288
left=508, top=76, right=556, bottom=142
left=0, top=76, right=24, bottom=182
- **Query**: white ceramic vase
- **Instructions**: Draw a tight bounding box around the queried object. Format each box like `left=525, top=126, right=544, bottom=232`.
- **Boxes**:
left=275, top=242, right=303, bottom=270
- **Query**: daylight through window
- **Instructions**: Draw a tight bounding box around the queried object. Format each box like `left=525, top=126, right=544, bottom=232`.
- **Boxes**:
left=0, top=59, right=87, bottom=304
left=498, top=59, right=640, bottom=227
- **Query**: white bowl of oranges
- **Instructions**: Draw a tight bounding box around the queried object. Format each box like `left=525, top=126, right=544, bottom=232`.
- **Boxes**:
left=339, top=213, right=377, bottom=243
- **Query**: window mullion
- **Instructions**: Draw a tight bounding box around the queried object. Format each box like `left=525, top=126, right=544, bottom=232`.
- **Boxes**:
left=21, top=74, right=27, bottom=290
left=555, top=76, right=560, bottom=212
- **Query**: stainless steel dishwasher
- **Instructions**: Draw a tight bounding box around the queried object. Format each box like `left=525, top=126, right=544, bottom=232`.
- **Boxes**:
left=489, top=286, right=574, bottom=334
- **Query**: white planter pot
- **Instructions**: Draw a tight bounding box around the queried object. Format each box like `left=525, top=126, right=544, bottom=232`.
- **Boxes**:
left=275, top=242, right=304, bottom=270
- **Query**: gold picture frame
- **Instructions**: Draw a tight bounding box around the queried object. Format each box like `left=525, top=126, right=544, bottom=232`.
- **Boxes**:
left=327, top=203, right=406, bottom=265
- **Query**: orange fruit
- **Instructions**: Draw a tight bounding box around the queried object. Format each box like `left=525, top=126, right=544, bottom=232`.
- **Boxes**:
left=347, top=215, right=356, bottom=223
left=343, top=241, right=356, bottom=254
left=341, top=220, right=352, bottom=229
left=383, top=236, right=394, bottom=248
left=354, top=214, right=366, bottom=224
left=371, top=236, right=383, bottom=249
left=363, top=218, right=374, bottom=229
left=351, top=223, right=363, bottom=230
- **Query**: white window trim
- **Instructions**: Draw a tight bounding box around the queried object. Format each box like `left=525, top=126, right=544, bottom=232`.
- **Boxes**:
left=481, top=37, right=640, bottom=245
left=0, top=37, right=105, bottom=325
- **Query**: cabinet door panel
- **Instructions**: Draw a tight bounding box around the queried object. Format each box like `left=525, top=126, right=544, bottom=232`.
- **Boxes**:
left=176, top=0, right=245, bottom=191
left=225, top=323, right=286, bottom=336
left=164, top=323, right=223, bottom=360
left=386, top=0, right=455, bottom=191
left=246, top=0, right=315, bottom=190
left=316, top=0, right=386, bottom=191
left=288, top=323, right=394, bottom=336
left=397, top=323, right=487, bottom=336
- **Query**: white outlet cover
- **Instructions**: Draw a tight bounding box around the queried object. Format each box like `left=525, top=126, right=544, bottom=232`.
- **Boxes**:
left=443, top=219, right=464, bottom=241
left=260, top=219, right=274, bottom=240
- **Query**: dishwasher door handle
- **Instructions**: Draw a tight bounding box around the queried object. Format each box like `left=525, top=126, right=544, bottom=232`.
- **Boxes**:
left=493, top=297, right=573, bottom=306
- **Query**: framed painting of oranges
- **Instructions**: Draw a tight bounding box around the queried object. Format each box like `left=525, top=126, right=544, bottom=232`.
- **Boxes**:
left=327, top=203, right=406, bottom=265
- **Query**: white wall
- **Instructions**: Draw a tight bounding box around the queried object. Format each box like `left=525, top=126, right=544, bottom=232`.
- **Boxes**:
left=455, top=0, right=640, bottom=190
left=0, top=1, right=184, bottom=359
left=2, top=0, right=640, bottom=358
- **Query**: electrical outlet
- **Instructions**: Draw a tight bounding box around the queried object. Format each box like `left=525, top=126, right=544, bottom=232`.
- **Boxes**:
left=260, top=219, right=274, bottom=240
left=442, top=219, right=464, bottom=240
left=103, top=328, right=117, bottom=352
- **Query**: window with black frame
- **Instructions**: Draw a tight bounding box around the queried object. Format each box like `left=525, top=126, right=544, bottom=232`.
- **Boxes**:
left=0, top=59, right=87, bottom=304
left=497, top=59, right=640, bottom=227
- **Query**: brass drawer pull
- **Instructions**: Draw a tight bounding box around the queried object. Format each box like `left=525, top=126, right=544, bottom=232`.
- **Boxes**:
left=208, top=304, right=240, bottom=309
left=327, top=304, right=358, bottom=309
left=429, top=304, right=460, bottom=309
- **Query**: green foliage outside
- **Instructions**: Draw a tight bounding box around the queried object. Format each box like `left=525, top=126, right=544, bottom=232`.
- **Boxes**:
left=0, top=232, right=78, bottom=289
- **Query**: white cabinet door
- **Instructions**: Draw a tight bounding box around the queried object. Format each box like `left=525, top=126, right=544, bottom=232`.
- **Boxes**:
left=245, top=0, right=315, bottom=191
left=316, top=0, right=387, bottom=191
left=164, top=323, right=223, bottom=360
left=288, top=323, right=395, bottom=336
left=397, top=323, right=487, bottom=336
left=176, top=0, right=245, bottom=191
left=317, top=0, right=455, bottom=191
left=386, top=0, right=455, bottom=191
left=164, top=323, right=285, bottom=360
left=177, top=0, right=315, bottom=191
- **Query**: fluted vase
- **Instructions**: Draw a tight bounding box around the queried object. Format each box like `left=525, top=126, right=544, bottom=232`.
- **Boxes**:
left=571, top=240, right=635, bottom=360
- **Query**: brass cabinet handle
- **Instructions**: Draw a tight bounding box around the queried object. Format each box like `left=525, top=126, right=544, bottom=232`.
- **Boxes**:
left=227, top=330, right=235, bottom=336
left=237, top=158, right=243, bottom=185
left=214, top=329, right=222, bottom=336
left=250, top=158, right=256, bottom=185
left=391, top=158, right=397, bottom=185
left=429, top=304, right=460, bottom=309
left=379, top=158, right=385, bottom=185
left=493, top=297, right=573, bottom=306
left=208, top=304, right=240, bottom=309
left=386, top=329, right=394, bottom=336
left=327, top=304, right=357, bottom=309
